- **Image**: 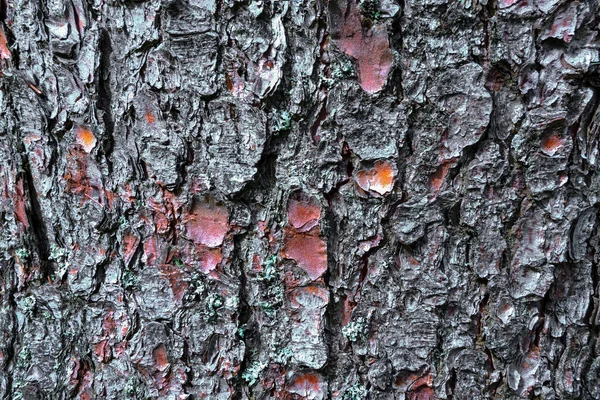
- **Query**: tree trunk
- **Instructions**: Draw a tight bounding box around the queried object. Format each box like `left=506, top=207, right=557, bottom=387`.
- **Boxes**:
left=1, top=0, right=600, bottom=398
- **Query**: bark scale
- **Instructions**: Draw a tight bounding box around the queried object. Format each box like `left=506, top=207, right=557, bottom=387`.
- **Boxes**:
left=0, top=0, right=600, bottom=399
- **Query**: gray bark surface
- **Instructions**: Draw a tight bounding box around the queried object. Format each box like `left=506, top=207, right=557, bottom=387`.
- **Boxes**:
left=1, top=0, right=600, bottom=398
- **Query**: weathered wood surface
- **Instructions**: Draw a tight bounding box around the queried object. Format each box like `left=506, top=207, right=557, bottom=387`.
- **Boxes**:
left=1, top=0, right=600, bottom=398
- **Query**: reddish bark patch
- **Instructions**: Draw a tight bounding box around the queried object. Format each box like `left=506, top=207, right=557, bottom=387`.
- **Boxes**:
left=154, top=211, right=169, bottom=234
left=286, top=372, right=325, bottom=399
left=283, top=194, right=327, bottom=281
left=288, top=284, right=330, bottom=309
left=153, top=344, right=170, bottom=372
left=395, top=370, right=434, bottom=399
left=121, top=233, right=140, bottom=267
left=158, top=263, right=189, bottom=302
left=94, top=340, right=110, bottom=363
left=69, top=359, right=94, bottom=399
left=407, top=386, right=436, bottom=400
left=540, top=133, right=565, bottom=156
left=0, top=28, right=10, bottom=60
left=64, top=147, right=113, bottom=207
left=499, top=0, right=520, bottom=8
left=288, top=197, right=321, bottom=232
left=101, top=311, right=117, bottom=335
left=73, top=0, right=87, bottom=35
left=184, top=198, right=230, bottom=248
left=283, top=230, right=328, bottom=281
left=355, top=160, right=396, bottom=196
left=341, top=296, right=356, bottom=326
left=332, top=1, right=393, bottom=94
left=144, top=236, right=159, bottom=266
left=197, top=247, right=223, bottom=273
left=13, top=177, right=28, bottom=228
left=429, top=163, right=451, bottom=193
left=75, top=126, right=96, bottom=153
left=225, top=61, right=247, bottom=97
left=544, top=6, right=577, bottom=43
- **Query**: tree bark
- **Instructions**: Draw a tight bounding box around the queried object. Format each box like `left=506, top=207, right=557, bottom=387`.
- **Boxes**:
left=1, top=0, right=600, bottom=398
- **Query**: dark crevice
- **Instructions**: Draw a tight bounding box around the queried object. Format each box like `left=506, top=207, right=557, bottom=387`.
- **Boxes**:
left=446, top=367, right=457, bottom=399
left=22, top=166, right=51, bottom=280
left=97, top=28, right=115, bottom=168
left=2, top=259, right=18, bottom=400
left=231, top=231, right=252, bottom=400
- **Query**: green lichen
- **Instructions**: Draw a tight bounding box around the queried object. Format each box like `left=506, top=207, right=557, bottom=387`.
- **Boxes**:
left=122, top=269, right=138, bottom=289
left=272, top=110, right=292, bottom=133
left=119, top=215, right=129, bottom=228
left=16, top=346, right=31, bottom=368
left=272, top=347, right=293, bottom=365
left=268, top=283, right=284, bottom=304
left=320, top=73, right=336, bottom=88
left=49, top=244, right=68, bottom=262
left=332, top=59, right=355, bottom=80
left=174, top=258, right=184, bottom=268
left=359, top=0, right=381, bottom=20
left=124, top=376, right=145, bottom=397
left=17, top=295, right=36, bottom=314
left=49, top=244, right=69, bottom=279
left=242, top=360, right=267, bottom=386
left=344, top=384, right=368, bottom=400
left=257, top=255, right=284, bottom=317
left=11, top=378, right=27, bottom=400
left=238, top=324, right=247, bottom=338
left=258, top=301, right=278, bottom=318
left=342, top=317, right=367, bottom=342
left=15, top=248, right=29, bottom=260
left=259, top=255, right=278, bottom=282
left=206, top=293, right=224, bottom=319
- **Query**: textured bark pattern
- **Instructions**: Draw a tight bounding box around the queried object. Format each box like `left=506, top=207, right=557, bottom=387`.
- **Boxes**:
left=1, top=0, right=600, bottom=398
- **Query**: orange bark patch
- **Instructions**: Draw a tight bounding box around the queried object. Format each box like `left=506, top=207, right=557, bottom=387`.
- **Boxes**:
left=283, top=231, right=328, bottom=280
left=184, top=199, right=230, bottom=248
left=179, top=241, right=223, bottom=274
left=145, top=112, right=156, bottom=124
left=75, top=126, right=96, bottom=153
left=355, top=160, right=396, bottom=196
left=288, top=197, right=321, bottom=232
left=286, top=372, right=325, bottom=399
left=333, top=1, right=393, bottom=94
left=0, top=28, right=10, bottom=60
left=540, top=133, right=565, bottom=156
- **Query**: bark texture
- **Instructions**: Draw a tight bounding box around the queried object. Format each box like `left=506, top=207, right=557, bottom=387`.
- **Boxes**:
left=1, top=0, right=600, bottom=398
